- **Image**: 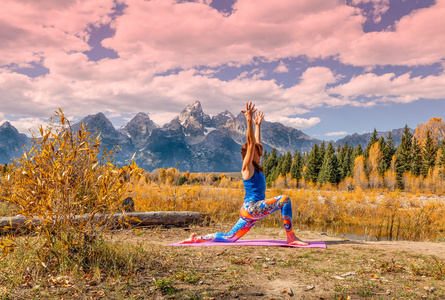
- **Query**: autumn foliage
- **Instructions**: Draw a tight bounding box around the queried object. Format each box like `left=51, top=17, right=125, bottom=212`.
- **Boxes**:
left=261, top=118, right=445, bottom=195
left=0, top=109, right=136, bottom=269
left=118, top=166, right=445, bottom=242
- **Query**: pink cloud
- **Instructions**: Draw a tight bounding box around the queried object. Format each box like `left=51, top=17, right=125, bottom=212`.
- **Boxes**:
left=0, top=0, right=114, bottom=66
left=103, top=0, right=363, bottom=71
left=341, top=0, right=445, bottom=66
left=329, top=72, right=445, bottom=103
left=352, top=0, right=390, bottom=23
left=1, top=0, right=445, bottom=132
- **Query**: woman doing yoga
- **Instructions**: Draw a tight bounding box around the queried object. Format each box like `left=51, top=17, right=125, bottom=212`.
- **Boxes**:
left=181, top=102, right=308, bottom=246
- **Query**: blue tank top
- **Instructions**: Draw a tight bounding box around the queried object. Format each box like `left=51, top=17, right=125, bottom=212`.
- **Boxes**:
left=243, top=169, right=266, bottom=202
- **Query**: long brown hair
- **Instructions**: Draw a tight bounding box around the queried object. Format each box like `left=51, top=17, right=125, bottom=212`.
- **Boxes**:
left=241, top=142, right=264, bottom=173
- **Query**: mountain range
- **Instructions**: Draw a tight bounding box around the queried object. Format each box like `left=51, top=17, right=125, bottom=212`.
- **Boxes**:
left=0, top=101, right=412, bottom=171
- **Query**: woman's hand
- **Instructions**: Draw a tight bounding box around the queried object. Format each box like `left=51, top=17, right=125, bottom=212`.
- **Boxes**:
left=254, top=111, right=265, bottom=126
left=241, top=102, right=256, bottom=121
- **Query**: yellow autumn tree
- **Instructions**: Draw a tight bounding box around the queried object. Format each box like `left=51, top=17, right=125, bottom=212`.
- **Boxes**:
left=353, top=155, right=368, bottom=189
left=367, top=143, right=383, bottom=189
left=383, top=169, right=397, bottom=191
left=414, top=117, right=445, bottom=147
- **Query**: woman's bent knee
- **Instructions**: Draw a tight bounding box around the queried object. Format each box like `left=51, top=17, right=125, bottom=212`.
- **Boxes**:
left=280, top=195, right=291, bottom=204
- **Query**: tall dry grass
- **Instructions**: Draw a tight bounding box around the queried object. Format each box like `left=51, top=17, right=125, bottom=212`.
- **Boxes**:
left=128, top=170, right=445, bottom=241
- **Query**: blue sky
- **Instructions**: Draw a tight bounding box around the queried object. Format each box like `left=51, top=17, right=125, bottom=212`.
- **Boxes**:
left=1, top=0, right=444, bottom=140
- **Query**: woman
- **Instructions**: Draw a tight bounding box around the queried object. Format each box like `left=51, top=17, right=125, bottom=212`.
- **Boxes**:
left=181, top=102, right=308, bottom=245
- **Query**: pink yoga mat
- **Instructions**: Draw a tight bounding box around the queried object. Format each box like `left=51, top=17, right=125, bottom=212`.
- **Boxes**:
left=166, top=239, right=326, bottom=248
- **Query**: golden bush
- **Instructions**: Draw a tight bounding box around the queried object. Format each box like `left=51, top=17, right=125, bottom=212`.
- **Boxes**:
left=0, top=109, right=136, bottom=267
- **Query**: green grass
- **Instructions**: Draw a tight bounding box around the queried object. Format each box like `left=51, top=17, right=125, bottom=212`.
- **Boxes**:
left=153, top=277, right=176, bottom=295
left=174, top=269, right=201, bottom=284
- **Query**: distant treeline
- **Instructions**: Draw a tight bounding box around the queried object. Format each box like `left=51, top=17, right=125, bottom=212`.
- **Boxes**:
left=262, top=118, right=445, bottom=193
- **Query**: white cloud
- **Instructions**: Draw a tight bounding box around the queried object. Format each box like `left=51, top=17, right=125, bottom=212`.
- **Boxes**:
left=271, top=116, right=321, bottom=129
left=11, top=117, right=47, bottom=137
left=325, top=131, right=348, bottom=136
left=0, top=114, right=47, bottom=137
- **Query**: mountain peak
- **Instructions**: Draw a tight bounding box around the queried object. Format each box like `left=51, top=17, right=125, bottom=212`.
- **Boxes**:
left=82, top=112, right=109, bottom=125
left=126, top=112, right=158, bottom=129
left=120, top=112, right=158, bottom=148
left=218, top=110, right=234, bottom=118
left=78, top=112, right=118, bottom=138
left=175, top=101, right=210, bottom=137
left=0, top=121, right=22, bottom=137
left=0, top=121, right=29, bottom=164
left=180, top=101, right=203, bottom=118
left=0, top=121, right=23, bottom=136
left=190, top=100, right=201, bottom=109
left=0, top=121, right=14, bottom=130
left=132, top=112, right=150, bottom=121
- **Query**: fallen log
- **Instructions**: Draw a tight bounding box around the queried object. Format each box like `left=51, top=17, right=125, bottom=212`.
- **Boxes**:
left=0, top=211, right=210, bottom=231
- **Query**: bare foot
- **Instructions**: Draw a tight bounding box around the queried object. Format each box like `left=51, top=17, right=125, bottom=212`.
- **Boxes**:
left=179, top=233, right=203, bottom=244
left=287, top=233, right=309, bottom=246
left=287, top=239, right=309, bottom=246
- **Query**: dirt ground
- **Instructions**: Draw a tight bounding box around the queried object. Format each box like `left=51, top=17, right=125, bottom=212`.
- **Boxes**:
left=8, top=223, right=445, bottom=300
left=104, top=223, right=445, bottom=300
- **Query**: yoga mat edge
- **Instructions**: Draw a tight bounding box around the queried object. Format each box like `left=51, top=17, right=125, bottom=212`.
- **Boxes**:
left=166, top=239, right=326, bottom=248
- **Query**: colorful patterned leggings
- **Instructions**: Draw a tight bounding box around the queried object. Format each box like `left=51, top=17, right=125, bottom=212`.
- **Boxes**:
left=200, top=195, right=294, bottom=242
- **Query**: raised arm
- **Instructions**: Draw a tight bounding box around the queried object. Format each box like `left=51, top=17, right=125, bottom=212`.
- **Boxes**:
left=254, top=111, right=265, bottom=143
left=241, top=102, right=256, bottom=176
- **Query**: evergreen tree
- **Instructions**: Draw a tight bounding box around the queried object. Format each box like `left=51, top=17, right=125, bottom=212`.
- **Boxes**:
left=387, top=132, right=396, bottom=156
left=377, top=137, right=388, bottom=175
left=337, top=143, right=347, bottom=180
left=305, top=144, right=321, bottom=183
left=378, top=136, right=385, bottom=150
left=290, top=150, right=303, bottom=183
left=338, top=143, right=353, bottom=179
left=275, top=154, right=284, bottom=180
left=352, top=143, right=363, bottom=158
left=302, top=151, right=309, bottom=166
left=421, top=131, right=437, bottom=176
left=364, top=128, right=379, bottom=159
left=395, top=125, right=413, bottom=189
left=263, top=148, right=278, bottom=179
left=262, top=149, right=268, bottom=163
left=281, top=152, right=292, bottom=175
left=440, top=142, right=445, bottom=179
left=411, top=137, right=422, bottom=176
left=351, top=143, right=363, bottom=177
left=318, top=142, right=339, bottom=184
left=319, top=141, right=326, bottom=164
left=272, top=165, right=281, bottom=182
left=383, top=132, right=396, bottom=170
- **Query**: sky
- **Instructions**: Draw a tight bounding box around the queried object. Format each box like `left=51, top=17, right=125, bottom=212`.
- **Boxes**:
left=1, top=0, right=445, bottom=140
